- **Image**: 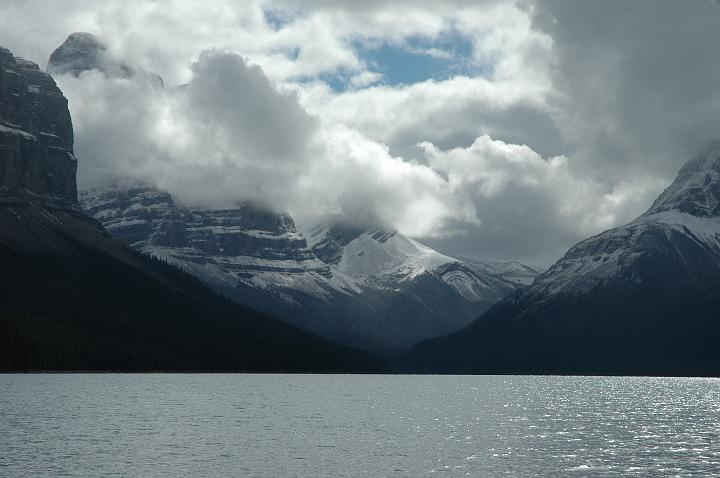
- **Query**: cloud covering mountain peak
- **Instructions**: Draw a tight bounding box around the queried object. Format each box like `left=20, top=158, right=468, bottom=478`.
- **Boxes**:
left=8, top=0, right=719, bottom=266
left=55, top=47, right=474, bottom=236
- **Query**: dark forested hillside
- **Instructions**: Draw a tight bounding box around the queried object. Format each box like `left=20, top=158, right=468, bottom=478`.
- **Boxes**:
left=0, top=238, right=385, bottom=372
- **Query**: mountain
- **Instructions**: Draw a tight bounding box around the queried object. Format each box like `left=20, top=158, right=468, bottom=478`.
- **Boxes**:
left=307, top=223, right=536, bottom=312
left=306, top=224, right=538, bottom=349
left=308, top=224, right=537, bottom=295
left=408, top=145, right=720, bottom=376
left=45, top=31, right=537, bottom=352
left=79, top=185, right=537, bottom=351
left=0, top=46, right=384, bottom=372
left=44, top=31, right=538, bottom=352
left=47, top=32, right=164, bottom=87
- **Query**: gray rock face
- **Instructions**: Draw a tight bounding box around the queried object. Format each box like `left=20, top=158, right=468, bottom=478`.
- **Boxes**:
left=0, top=47, right=140, bottom=264
left=81, top=183, right=329, bottom=278
left=81, top=184, right=539, bottom=351
left=0, top=188, right=129, bottom=258
left=310, top=224, right=364, bottom=265
left=0, top=47, right=77, bottom=202
left=47, top=32, right=163, bottom=87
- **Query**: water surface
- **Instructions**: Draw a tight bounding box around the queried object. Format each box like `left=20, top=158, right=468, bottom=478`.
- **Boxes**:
left=1, top=374, right=719, bottom=476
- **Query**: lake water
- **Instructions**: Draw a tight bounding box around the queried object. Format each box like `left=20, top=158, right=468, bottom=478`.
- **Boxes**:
left=1, top=374, right=719, bottom=477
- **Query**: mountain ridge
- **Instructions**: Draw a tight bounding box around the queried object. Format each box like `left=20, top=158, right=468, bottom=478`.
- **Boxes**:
left=407, top=145, right=720, bottom=375
left=80, top=183, right=538, bottom=351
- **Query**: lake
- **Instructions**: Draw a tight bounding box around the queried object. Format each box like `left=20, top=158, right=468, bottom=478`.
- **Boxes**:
left=1, top=374, right=719, bottom=476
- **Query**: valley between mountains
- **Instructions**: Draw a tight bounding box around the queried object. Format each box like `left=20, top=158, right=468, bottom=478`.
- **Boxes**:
left=3, top=32, right=720, bottom=375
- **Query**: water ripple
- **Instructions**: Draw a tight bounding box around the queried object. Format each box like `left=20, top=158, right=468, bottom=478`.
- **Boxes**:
left=1, top=375, right=719, bottom=477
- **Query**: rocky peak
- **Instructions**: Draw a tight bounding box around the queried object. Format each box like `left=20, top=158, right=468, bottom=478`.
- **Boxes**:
left=308, top=224, right=366, bottom=265
left=47, top=33, right=114, bottom=76
left=0, top=47, right=77, bottom=201
left=645, top=143, right=720, bottom=218
left=520, top=143, right=720, bottom=301
left=80, top=184, right=318, bottom=261
left=308, top=222, right=458, bottom=276
left=48, top=32, right=163, bottom=87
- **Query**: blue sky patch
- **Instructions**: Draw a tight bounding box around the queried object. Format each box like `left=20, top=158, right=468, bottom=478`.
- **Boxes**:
left=284, top=26, right=491, bottom=92
left=358, top=31, right=479, bottom=86
left=264, top=7, right=296, bottom=31
left=312, top=30, right=490, bottom=92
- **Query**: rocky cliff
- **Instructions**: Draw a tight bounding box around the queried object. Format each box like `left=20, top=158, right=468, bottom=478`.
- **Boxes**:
left=0, top=47, right=77, bottom=202
left=80, top=183, right=335, bottom=289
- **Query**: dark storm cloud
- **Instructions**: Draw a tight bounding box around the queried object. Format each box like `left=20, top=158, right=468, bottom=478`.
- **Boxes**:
left=426, top=0, right=720, bottom=265
left=533, top=0, right=720, bottom=181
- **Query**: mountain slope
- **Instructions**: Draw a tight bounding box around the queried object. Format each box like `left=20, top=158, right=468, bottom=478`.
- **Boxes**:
left=78, top=184, right=387, bottom=350
left=408, top=145, right=720, bottom=376
left=0, top=46, right=384, bottom=372
left=80, top=185, right=538, bottom=351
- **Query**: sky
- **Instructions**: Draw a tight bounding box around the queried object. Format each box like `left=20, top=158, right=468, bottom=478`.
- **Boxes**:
left=2, top=0, right=720, bottom=267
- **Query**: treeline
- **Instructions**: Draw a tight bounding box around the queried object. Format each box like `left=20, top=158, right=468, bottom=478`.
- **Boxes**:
left=0, top=239, right=386, bottom=372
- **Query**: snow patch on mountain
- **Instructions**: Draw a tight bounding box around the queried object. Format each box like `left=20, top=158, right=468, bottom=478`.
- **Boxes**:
left=646, top=143, right=720, bottom=218
left=308, top=224, right=535, bottom=303
left=80, top=184, right=364, bottom=303
left=0, top=124, right=37, bottom=140
left=526, top=145, right=720, bottom=300
left=334, top=230, right=454, bottom=278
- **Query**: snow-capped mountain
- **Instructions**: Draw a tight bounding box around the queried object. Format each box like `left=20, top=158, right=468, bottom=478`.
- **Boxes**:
left=56, top=30, right=538, bottom=351
left=528, top=143, right=720, bottom=300
left=410, top=145, right=720, bottom=375
left=80, top=183, right=352, bottom=300
left=80, top=185, right=538, bottom=351
left=308, top=224, right=534, bottom=303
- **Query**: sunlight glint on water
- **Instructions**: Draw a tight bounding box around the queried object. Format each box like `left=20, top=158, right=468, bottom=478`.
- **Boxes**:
left=1, top=374, right=719, bottom=477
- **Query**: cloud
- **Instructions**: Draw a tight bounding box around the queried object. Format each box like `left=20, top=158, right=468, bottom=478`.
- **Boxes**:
left=299, top=74, right=562, bottom=161
left=58, top=50, right=471, bottom=237
left=348, top=71, right=382, bottom=89
left=183, top=50, right=316, bottom=176
left=417, top=136, right=666, bottom=265
left=64, top=47, right=595, bottom=252
left=58, top=51, right=311, bottom=206
left=8, top=0, right=719, bottom=266
left=300, top=125, right=472, bottom=235
left=532, top=0, right=720, bottom=182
